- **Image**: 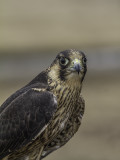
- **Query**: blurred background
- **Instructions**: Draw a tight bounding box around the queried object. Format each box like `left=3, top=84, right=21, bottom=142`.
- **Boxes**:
left=0, top=0, right=120, bottom=160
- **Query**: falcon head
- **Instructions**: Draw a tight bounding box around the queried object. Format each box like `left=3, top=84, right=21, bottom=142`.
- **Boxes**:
left=49, top=49, right=87, bottom=84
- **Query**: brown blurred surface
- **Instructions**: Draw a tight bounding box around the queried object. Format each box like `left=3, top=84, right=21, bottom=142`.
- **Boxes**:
left=0, top=0, right=120, bottom=51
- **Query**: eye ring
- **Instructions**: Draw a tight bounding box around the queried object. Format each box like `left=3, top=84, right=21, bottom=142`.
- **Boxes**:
left=59, top=57, right=69, bottom=66
left=82, top=57, right=87, bottom=64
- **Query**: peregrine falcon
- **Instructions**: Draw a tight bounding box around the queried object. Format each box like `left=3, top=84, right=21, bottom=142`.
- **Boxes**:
left=0, top=49, right=87, bottom=160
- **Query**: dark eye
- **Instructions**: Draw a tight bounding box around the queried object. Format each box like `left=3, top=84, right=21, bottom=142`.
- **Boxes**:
left=82, top=57, right=87, bottom=64
left=59, top=57, right=69, bottom=66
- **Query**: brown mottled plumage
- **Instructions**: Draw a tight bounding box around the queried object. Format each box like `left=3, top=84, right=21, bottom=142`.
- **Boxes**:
left=0, top=49, right=87, bottom=160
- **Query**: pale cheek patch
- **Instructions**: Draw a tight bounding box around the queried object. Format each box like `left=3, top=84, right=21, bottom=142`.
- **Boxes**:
left=48, top=65, right=60, bottom=82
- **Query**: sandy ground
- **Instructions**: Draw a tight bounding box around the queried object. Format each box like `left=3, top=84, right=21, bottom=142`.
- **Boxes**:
left=0, top=73, right=120, bottom=160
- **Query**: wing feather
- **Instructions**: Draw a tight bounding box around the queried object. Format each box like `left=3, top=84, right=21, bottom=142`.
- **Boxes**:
left=0, top=88, right=57, bottom=158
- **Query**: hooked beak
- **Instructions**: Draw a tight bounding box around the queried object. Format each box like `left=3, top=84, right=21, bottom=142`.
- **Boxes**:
left=72, top=59, right=82, bottom=74
left=74, top=63, right=81, bottom=74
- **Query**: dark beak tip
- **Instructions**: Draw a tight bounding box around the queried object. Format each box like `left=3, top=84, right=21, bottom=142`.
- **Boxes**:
left=75, top=64, right=81, bottom=74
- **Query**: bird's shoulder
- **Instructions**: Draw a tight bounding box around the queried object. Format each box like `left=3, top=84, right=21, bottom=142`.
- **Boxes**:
left=0, top=71, right=49, bottom=114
